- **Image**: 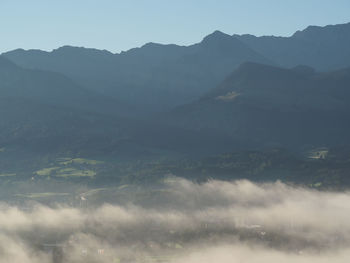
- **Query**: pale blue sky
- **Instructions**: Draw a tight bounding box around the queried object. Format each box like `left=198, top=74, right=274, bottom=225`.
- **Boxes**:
left=0, top=0, right=349, bottom=53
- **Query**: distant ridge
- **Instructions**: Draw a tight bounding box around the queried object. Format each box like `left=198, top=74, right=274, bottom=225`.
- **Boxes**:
left=235, top=22, right=350, bottom=70
left=2, top=31, right=271, bottom=111
left=2, top=22, right=350, bottom=113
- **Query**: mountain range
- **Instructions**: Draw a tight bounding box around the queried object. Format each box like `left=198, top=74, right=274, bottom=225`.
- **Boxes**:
left=2, top=33, right=271, bottom=112
left=1, top=22, right=350, bottom=165
left=3, top=22, right=350, bottom=113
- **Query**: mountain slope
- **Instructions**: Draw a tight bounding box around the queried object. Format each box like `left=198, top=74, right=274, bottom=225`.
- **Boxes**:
left=0, top=95, right=239, bottom=164
left=0, top=56, right=135, bottom=116
left=0, top=56, right=240, bottom=162
left=165, top=63, right=350, bottom=149
left=0, top=98, right=126, bottom=153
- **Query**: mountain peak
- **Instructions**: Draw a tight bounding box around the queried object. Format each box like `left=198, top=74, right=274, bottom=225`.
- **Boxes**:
left=202, top=30, right=232, bottom=44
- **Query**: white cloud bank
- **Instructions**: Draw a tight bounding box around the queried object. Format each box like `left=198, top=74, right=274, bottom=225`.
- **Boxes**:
left=0, top=178, right=349, bottom=262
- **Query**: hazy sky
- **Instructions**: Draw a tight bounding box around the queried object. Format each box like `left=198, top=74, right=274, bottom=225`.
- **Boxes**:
left=1, top=0, right=349, bottom=53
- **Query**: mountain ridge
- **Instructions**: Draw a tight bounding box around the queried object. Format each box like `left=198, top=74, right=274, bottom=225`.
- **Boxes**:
left=0, top=29, right=273, bottom=111
left=164, top=62, right=350, bottom=149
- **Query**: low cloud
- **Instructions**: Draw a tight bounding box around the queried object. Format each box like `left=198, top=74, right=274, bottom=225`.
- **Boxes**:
left=0, top=178, right=349, bottom=262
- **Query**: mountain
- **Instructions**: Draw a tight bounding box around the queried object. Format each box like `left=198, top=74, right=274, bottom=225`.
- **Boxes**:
left=0, top=95, right=238, bottom=166
left=0, top=56, right=137, bottom=117
left=2, top=22, right=350, bottom=158
left=235, top=22, right=350, bottom=71
left=3, top=22, right=350, bottom=114
left=0, top=98, right=125, bottom=153
left=2, top=33, right=272, bottom=111
left=0, top=57, right=129, bottom=154
left=0, top=56, right=239, bottom=162
left=165, top=62, right=350, bottom=149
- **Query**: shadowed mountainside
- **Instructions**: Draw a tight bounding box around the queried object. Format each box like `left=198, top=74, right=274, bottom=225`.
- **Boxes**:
left=165, top=62, right=350, bottom=149
left=0, top=57, right=238, bottom=160
left=0, top=56, right=136, bottom=117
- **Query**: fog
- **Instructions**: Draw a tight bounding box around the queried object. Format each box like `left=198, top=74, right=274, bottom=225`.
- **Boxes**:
left=1, top=178, right=350, bottom=262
